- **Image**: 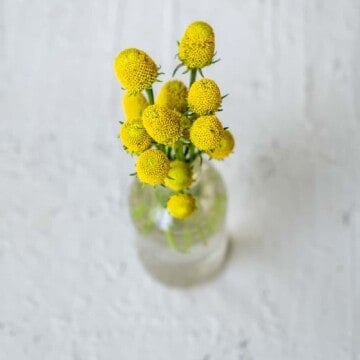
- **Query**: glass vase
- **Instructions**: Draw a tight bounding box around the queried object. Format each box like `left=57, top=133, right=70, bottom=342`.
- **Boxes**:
left=128, top=160, right=228, bottom=286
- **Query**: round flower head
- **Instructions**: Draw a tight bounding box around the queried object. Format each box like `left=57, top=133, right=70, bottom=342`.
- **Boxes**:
left=119, top=118, right=152, bottom=155
left=142, top=104, right=182, bottom=145
left=188, top=78, right=221, bottom=115
left=178, top=21, right=215, bottom=69
left=164, top=160, right=193, bottom=191
left=156, top=80, right=188, bottom=113
left=207, top=130, right=235, bottom=160
left=190, top=115, right=224, bottom=151
left=167, top=193, right=196, bottom=220
left=113, top=48, right=158, bottom=93
left=122, top=92, right=148, bottom=120
left=136, top=149, right=170, bottom=186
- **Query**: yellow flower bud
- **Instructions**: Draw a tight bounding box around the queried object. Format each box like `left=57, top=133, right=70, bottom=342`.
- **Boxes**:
left=113, top=48, right=158, bottom=93
left=142, top=104, right=182, bottom=145
left=207, top=130, right=235, bottom=160
left=135, top=149, right=170, bottom=186
left=178, top=21, right=215, bottom=69
left=156, top=80, right=188, bottom=113
left=122, top=92, right=148, bottom=120
left=188, top=78, right=221, bottom=115
left=119, top=118, right=152, bottom=155
left=190, top=115, right=224, bottom=151
left=167, top=193, right=196, bottom=220
left=164, top=160, right=193, bottom=191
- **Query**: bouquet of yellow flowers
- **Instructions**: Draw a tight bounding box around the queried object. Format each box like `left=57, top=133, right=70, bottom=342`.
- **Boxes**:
left=113, top=21, right=234, bottom=221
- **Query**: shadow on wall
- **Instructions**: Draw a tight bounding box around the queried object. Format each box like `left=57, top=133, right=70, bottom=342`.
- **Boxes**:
left=226, top=135, right=320, bottom=267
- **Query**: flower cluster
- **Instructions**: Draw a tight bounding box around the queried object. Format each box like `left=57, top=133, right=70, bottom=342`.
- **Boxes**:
left=114, top=21, right=235, bottom=220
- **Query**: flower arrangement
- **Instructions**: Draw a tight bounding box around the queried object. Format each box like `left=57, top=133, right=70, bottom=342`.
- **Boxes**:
left=113, top=21, right=235, bottom=221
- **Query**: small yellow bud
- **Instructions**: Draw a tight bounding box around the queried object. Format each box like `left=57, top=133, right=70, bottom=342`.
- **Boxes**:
left=122, top=92, right=148, bottom=120
left=113, top=48, right=158, bottom=93
left=188, top=78, right=221, bottom=115
left=135, top=149, right=170, bottom=186
left=142, top=104, right=182, bottom=145
left=164, top=160, right=193, bottom=191
left=207, top=130, right=235, bottom=160
left=190, top=115, right=224, bottom=151
left=167, top=193, right=196, bottom=220
left=178, top=21, right=215, bottom=69
left=156, top=80, right=188, bottom=113
left=119, top=118, right=152, bottom=155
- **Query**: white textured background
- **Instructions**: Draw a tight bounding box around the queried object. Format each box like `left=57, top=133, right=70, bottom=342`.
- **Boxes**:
left=1, top=0, right=359, bottom=359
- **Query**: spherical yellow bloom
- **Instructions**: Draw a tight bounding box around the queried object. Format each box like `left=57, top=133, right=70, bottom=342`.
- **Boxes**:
left=190, top=115, right=224, bottom=151
left=142, top=104, right=182, bottom=145
left=119, top=118, right=152, bottom=155
left=178, top=21, right=215, bottom=69
left=167, top=193, right=196, bottom=220
left=122, top=92, right=148, bottom=120
left=207, top=130, right=235, bottom=160
left=136, top=149, right=170, bottom=186
left=113, top=48, right=158, bottom=93
left=164, top=160, right=193, bottom=191
left=156, top=80, right=188, bottom=113
left=188, top=78, right=221, bottom=115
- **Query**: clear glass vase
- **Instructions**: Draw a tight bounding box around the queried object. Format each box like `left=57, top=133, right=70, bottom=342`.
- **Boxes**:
left=129, top=160, right=228, bottom=286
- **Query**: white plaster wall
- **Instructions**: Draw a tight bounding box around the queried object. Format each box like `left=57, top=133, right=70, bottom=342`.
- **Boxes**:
left=0, top=0, right=359, bottom=359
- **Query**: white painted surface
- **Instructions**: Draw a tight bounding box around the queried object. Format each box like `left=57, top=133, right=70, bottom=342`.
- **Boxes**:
left=0, top=0, right=359, bottom=359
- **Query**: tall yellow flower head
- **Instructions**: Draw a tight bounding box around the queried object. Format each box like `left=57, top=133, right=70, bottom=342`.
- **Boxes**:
left=156, top=80, right=188, bottom=113
left=136, top=149, right=170, bottom=186
left=190, top=115, right=224, bottom=151
left=178, top=21, right=215, bottom=69
left=188, top=78, right=222, bottom=115
left=164, top=160, right=193, bottom=191
left=207, top=130, right=235, bottom=160
left=142, top=104, right=182, bottom=145
left=167, top=193, right=196, bottom=220
left=122, top=92, right=148, bottom=120
left=119, top=118, right=152, bottom=155
left=113, top=48, right=158, bottom=93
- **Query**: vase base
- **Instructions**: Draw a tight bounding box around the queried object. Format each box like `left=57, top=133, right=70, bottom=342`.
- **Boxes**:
left=137, top=232, right=229, bottom=287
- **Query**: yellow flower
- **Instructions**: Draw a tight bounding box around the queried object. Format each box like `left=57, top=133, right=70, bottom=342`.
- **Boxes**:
left=164, top=160, right=193, bottom=191
left=207, top=130, right=235, bottom=160
left=119, top=118, right=152, bottom=155
left=178, top=21, right=215, bottom=69
left=136, top=149, right=170, bottom=186
left=142, top=104, right=182, bottom=145
left=113, top=48, right=158, bottom=93
left=188, top=78, right=221, bottom=115
left=122, top=92, right=148, bottom=120
left=167, top=193, right=196, bottom=220
left=156, top=80, right=188, bottom=113
left=190, top=115, right=224, bottom=151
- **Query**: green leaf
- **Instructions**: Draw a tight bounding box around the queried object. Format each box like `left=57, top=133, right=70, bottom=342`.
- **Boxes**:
left=172, top=62, right=184, bottom=77
left=211, top=58, right=221, bottom=64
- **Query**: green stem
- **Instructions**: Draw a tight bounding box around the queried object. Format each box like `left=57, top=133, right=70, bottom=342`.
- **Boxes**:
left=145, top=87, right=155, bottom=105
left=188, top=144, right=195, bottom=162
left=189, top=68, right=197, bottom=88
left=175, top=142, right=184, bottom=161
